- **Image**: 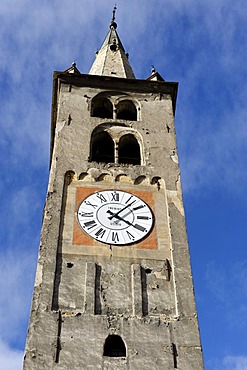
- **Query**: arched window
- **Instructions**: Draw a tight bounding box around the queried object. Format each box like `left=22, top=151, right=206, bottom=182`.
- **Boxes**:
left=91, top=96, right=113, bottom=119
left=118, top=134, right=141, bottom=165
left=103, top=335, right=126, bottom=357
left=91, top=131, right=114, bottom=163
left=116, top=100, right=137, bottom=121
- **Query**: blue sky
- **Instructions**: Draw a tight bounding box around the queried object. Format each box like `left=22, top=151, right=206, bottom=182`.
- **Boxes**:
left=0, top=0, right=247, bottom=369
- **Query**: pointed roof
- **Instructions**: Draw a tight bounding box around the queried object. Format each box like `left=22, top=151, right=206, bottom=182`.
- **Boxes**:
left=89, top=8, right=135, bottom=79
left=64, top=62, right=81, bottom=75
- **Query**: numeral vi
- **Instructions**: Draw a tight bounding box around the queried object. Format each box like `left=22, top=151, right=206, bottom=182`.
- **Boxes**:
left=112, top=232, right=119, bottom=242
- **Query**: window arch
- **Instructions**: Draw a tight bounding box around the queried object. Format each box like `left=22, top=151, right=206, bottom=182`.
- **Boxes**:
left=118, top=134, right=141, bottom=165
left=103, top=335, right=126, bottom=357
left=116, top=100, right=137, bottom=121
left=91, top=96, right=113, bottom=119
left=91, top=131, right=114, bottom=163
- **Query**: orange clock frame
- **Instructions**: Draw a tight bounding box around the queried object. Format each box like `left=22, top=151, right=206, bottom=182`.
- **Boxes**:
left=72, top=187, right=158, bottom=250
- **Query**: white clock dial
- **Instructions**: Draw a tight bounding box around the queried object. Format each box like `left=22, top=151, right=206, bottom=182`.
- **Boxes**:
left=77, top=190, right=154, bottom=245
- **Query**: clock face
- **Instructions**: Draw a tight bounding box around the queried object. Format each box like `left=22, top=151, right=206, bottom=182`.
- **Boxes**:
left=77, top=190, right=154, bottom=245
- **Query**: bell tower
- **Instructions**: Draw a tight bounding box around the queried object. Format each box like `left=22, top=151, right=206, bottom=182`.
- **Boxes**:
left=23, top=9, right=204, bottom=370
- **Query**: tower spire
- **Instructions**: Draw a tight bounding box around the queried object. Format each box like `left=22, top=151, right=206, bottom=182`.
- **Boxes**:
left=89, top=7, right=135, bottom=79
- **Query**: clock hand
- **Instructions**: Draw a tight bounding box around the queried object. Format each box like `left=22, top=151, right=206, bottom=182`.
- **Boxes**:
left=121, top=209, right=132, bottom=219
left=107, top=200, right=136, bottom=220
left=107, top=210, right=133, bottom=226
left=108, top=209, right=132, bottom=222
left=108, top=209, right=132, bottom=225
left=107, top=210, right=146, bottom=232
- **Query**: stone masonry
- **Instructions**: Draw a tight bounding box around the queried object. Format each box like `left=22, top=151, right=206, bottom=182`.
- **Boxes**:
left=23, top=16, right=204, bottom=370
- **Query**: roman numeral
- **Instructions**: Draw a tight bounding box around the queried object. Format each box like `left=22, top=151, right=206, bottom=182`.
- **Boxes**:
left=133, top=205, right=146, bottom=211
left=79, top=211, right=93, bottom=218
left=84, top=201, right=98, bottom=209
left=96, top=193, right=107, bottom=203
left=84, top=220, right=97, bottom=229
left=111, top=192, right=119, bottom=201
left=125, top=195, right=134, bottom=204
left=126, top=230, right=135, bottom=241
left=134, top=224, right=146, bottom=232
left=112, top=232, right=119, bottom=243
left=95, top=228, right=106, bottom=238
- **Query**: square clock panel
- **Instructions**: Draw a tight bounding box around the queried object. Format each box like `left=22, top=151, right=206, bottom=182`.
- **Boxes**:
left=73, top=187, right=158, bottom=249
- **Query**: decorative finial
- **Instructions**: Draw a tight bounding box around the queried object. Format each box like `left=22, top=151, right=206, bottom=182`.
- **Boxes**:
left=151, top=65, right=156, bottom=74
left=110, top=5, right=117, bottom=29
left=112, top=5, right=117, bottom=22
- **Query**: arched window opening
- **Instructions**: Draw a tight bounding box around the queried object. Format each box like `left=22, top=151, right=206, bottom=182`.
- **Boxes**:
left=91, top=131, right=114, bottom=163
left=116, top=100, right=137, bottom=121
left=118, top=134, right=141, bottom=165
left=103, top=335, right=126, bottom=357
left=92, top=97, right=113, bottom=119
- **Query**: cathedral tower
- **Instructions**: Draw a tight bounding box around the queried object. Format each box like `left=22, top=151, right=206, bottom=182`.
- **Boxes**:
left=23, top=10, right=204, bottom=370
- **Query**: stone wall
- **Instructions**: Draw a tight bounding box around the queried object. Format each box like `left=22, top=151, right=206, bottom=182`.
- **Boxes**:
left=23, top=73, right=204, bottom=369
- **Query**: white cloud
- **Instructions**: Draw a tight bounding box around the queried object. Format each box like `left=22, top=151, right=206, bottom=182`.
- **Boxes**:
left=223, top=356, right=247, bottom=370
left=206, top=356, right=247, bottom=370
left=0, top=339, right=23, bottom=370
left=0, top=248, right=37, bottom=345
left=0, top=0, right=246, bottom=367
left=179, top=103, right=247, bottom=197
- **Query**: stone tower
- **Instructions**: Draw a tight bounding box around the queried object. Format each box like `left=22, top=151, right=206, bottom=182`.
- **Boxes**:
left=23, top=10, right=204, bottom=370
